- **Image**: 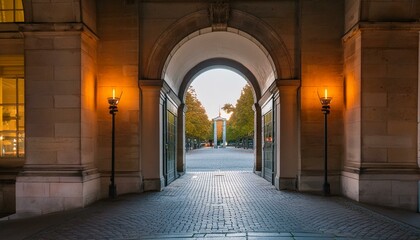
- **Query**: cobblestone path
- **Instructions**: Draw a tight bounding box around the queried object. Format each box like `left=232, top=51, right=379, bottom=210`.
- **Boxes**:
left=1, top=148, right=420, bottom=239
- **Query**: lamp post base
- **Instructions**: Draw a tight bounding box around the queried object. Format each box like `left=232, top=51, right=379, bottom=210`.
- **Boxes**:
left=323, top=182, right=330, bottom=196
left=109, top=184, right=117, bottom=198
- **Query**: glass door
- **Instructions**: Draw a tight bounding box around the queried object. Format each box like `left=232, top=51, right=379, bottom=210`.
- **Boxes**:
left=165, top=109, right=177, bottom=185
left=262, top=110, right=274, bottom=183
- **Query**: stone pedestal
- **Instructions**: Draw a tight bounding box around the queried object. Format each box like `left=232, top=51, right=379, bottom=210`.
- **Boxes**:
left=16, top=168, right=100, bottom=215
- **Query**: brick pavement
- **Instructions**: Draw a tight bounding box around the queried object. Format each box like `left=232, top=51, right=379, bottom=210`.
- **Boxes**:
left=1, top=148, right=420, bottom=239
left=186, top=147, right=254, bottom=171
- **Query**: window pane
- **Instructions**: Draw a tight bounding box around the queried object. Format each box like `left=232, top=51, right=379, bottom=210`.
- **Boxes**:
left=0, top=10, right=14, bottom=22
left=1, top=131, right=17, bottom=157
left=1, top=78, right=16, bottom=104
left=0, top=1, right=24, bottom=22
left=1, top=105, right=17, bottom=131
left=14, top=0, right=23, bottom=9
left=0, top=0, right=14, bottom=10
left=15, top=9, right=23, bottom=22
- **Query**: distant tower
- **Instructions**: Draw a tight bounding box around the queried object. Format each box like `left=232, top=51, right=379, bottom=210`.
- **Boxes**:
left=213, top=108, right=227, bottom=148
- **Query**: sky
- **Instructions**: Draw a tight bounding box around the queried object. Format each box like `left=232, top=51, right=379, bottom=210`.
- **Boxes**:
left=190, top=69, right=247, bottom=120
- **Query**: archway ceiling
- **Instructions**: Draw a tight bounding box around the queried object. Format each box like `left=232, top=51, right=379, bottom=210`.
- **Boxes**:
left=163, top=31, right=276, bottom=96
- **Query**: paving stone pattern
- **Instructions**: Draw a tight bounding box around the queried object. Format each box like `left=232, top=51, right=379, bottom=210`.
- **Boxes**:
left=186, top=147, right=254, bottom=172
left=22, top=171, right=420, bottom=240
left=2, top=148, right=420, bottom=239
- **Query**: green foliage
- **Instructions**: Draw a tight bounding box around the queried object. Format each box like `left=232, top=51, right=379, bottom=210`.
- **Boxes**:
left=226, top=84, right=254, bottom=141
left=185, top=87, right=212, bottom=140
left=222, top=103, right=235, bottom=113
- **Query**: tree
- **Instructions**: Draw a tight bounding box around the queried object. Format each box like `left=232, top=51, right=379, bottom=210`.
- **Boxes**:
left=225, top=84, right=254, bottom=141
left=222, top=103, right=234, bottom=113
left=185, top=86, right=212, bottom=141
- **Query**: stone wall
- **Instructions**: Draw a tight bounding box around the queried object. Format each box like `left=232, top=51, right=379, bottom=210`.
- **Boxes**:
left=299, top=0, right=344, bottom=193
left=342, top=0, right=420, bottom=211
left=97, top=0, right=142, bottom=197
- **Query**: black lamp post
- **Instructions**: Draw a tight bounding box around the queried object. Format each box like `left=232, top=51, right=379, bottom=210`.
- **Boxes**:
left=319, top=88, right=332, bottom=195
left=108, top=89, right=120, bottom=198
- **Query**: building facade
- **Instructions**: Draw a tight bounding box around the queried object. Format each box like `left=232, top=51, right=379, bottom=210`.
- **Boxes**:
left=0, top=0, right=419, bottom=216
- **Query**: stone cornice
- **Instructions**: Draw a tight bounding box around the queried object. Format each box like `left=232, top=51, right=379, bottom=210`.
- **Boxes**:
left=276, top=79, right=301, bottom=89
left=0, top=23, right=23, bottom=39
left=139, top=79, right=164, bottom=88
left=343, top=21, right=420, bottom=43
left=259, top=79, right=300, bottom=106
left=139, top=79, right=181, bottom=106
left=17, top=23, right=99, bottom=40
left=343, top=164, right=420, bottom=175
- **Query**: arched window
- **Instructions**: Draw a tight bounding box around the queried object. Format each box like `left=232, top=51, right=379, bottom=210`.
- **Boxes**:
left=0, top=0, right=24, bottom=22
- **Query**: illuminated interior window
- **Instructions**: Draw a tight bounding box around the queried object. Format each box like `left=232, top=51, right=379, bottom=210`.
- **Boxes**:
left=0, top=77, right=24, bottom=157
left=0, top=0, right=24, bottom=22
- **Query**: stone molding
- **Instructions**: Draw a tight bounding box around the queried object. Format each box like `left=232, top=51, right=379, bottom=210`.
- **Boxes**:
left=344, top=165, right=420, bottom=175
left=343, top=21, right=420, bottom=43
left=139, top=79, right=181, bottom=106
left=18, top=23, right=99, bottom=42
left=259, top=79, right=300, bottom=106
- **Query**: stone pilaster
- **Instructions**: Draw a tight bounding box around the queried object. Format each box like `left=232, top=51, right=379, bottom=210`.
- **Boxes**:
left=274, top=80, right=300, bottom=190
left=139, top=80, right=165, bottom=191
left=253, top=103, right=262, bottom=172
left=15, top=25, right=100, bottom=216
left=342, top=23, right=420, bottom=211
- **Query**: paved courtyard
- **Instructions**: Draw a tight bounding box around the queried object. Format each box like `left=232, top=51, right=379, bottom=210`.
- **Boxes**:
left=186, top=147, right=254, bottom=172
left=1, top=148, right=420, bottom=239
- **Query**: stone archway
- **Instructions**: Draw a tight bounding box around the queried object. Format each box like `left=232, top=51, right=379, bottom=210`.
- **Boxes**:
left=144, top=9, right=294, bottom=84
left=140, top=5, right=301, bottom=192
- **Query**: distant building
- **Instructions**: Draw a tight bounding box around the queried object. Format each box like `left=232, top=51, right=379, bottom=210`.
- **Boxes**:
left=213, top=113, right=226, bottom=148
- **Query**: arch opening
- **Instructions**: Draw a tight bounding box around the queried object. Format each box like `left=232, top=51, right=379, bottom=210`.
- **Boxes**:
left=184, top=68, right=255, bottom=172
left=161, top=28, right=280, bottom=185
